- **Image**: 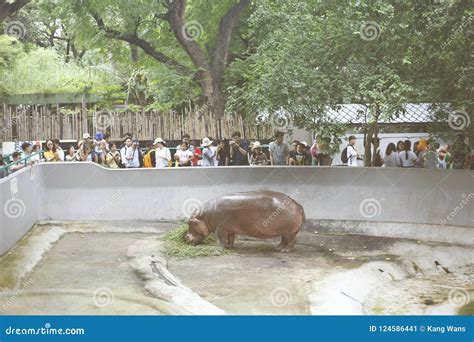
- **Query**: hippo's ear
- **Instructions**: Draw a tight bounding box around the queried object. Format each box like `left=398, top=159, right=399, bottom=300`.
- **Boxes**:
left=189, top=217, right=199, bottom=224
left=190, top=208, right=200, bottom=219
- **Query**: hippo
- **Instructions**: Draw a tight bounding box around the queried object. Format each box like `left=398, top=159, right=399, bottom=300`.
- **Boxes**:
left=185, top=190, right=305, bottom=252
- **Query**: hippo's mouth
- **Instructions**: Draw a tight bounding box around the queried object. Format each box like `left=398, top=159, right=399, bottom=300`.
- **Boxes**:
left=185, top=233, right=203, bottom=246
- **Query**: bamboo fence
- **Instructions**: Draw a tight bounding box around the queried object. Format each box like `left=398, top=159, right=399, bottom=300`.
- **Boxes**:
left=0, top=101, right=274, bottom=142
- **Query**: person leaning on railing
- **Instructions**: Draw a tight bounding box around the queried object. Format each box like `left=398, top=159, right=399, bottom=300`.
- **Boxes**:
left=30, top=144, right=42, bottom=162
left=0, top=156, right=5, bottom=179
left=9, top=152, right=28, bottom=173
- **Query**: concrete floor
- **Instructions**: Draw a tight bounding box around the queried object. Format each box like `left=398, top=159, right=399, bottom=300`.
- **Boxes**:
left=0, top=221, right=472, bottom=315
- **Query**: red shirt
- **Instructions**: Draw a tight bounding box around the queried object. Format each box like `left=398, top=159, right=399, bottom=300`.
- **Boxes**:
left=192, top=147, right=202, bottom=166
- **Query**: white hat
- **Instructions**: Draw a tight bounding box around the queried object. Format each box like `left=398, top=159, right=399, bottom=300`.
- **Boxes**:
left=201, top=137, right=213, bottom=147
left=252, top=141, right=262, bottom=150
left=300, top=141, right=308, bottom=147
left=82, top=133, right=91, bottom=139
left=154, top=137, right=165, bottom=145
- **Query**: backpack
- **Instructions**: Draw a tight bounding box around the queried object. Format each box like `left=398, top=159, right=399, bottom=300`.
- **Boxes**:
left=374, top=149, right=383, bottom=167
left=138, top=150, right=144, bottom=168
left=118, top=147, right=126, bottom=168
left=143, top=150, right=154, bottom=168
left=341, top=145, right=350, bottom=164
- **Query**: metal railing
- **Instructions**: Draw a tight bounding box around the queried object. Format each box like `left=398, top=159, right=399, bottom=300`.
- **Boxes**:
left=0, top=152, right=43, bottom=179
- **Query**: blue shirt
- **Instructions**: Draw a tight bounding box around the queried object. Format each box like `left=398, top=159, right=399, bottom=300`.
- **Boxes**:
left=231, top=140, right=249, bottom=165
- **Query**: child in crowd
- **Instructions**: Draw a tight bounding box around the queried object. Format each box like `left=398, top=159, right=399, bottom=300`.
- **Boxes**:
left=249, top=141, right=268, bottom=166
left=289, top=142, right=311, bottom=166
left=105, top=143, right=121, bottom=168
left=174, top=143, right=194, bottom=167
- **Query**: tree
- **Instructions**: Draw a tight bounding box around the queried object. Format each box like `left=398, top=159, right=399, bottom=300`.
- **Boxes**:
left=0, top=0, right=29, bottom=22
left=57, top=0, right=250, bottom=117
left=227, top=0, right=473, bottom=164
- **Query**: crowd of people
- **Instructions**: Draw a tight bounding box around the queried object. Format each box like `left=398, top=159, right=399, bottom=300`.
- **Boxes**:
left=1, top=130, right=473, bottom=177
left=343, top=135, right=473, bottom=169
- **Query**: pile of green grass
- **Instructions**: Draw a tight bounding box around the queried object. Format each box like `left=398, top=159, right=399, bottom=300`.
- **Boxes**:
left=162, top=224, right=230, bottom=259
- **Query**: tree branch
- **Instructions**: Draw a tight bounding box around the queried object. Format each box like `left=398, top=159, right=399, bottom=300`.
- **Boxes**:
left=167, top=0, right=211, bottom=73
left=91, top=11, right=192, bottom=76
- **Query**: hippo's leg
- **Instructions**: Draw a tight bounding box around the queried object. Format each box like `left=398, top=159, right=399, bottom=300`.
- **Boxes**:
left=216, top=229, right=228, bottom=245
left=226, top=233, right=235, bottom=248
left=279, top=232, right=298, bottom=253
left=217, top=230, right=234, bottom=248
left=276, top=238, right=286, bottom=251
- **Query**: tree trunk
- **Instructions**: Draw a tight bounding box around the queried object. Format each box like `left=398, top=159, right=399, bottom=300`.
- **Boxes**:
left=164, top=0, right=250, bottom=118
left=468, top=104, right=474, bottom=149
left=91, top=0, right=249, bottom=119
left=371, top=129, right=380, bottom=166
left=0, top=0, right=30, bottom=22
left=364, top=124, right=374, bottom=167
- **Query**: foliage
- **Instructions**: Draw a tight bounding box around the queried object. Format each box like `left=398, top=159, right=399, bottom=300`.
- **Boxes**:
left=0, top=46, right=120, bottom=95
left=226, top=0, right=473, bottom=159
left=0, top=35, right=23, bottom=67
left=163, top=223, right=229, bottom=259
left=1, top=0, right=472, bottom=144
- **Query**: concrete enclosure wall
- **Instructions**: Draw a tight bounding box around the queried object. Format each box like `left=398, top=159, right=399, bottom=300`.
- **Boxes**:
left=0, top=166, right=41, bottom=255
left=1, top=162, right=473, bottom=255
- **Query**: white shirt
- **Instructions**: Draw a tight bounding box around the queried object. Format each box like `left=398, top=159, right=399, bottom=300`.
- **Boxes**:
left=347, top=145, right=358, bottom=167
left=202, top=147, right=216, bottom=167
left=383, top=153, right=400, bottom=167
left=57, top=148, right=65, bottom=161
left=175, top=149, right=193, bottom=165
left=211, top=146, right=218, bottom=166
left=30, top=153, right=41, bottom=162
left=155, top=147, right=171, bottom=168
left=121, top=146, right=140, bottom=168
left=399, top=151, right=417, bottom=167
